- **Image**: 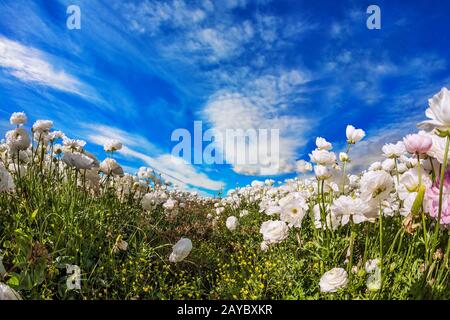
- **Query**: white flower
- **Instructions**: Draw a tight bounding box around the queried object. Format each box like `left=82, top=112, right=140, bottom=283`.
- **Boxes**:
left=63, top=138, right=86, bottom=152
left=346, top=125, right=365, bottom=144
left=360, top=170, right=393, bottom=202
left=381, top=158, right=395, bottom=172
left=366, top=268, right=382, bottom=292
left=365, top=258, right=380, bottom=273
left=382, top=141, right=405, bottom=158
left=259, top=220, right=289, bottom=244
left=226, top=216, right=239, bottom=231
left=113, top=237, right=128, bottom=253
left=6, top=128, right=30, bottom=152
left=169, top=238, right=192, bottom=263
left=309, top=149, right=336, bottom=165
left=239, top=209, right=249, bottom=217
left=32, top=120, right=53, bottom=133
left=319, top=268, right=348, bottom=293
left=0, top=282, right=22, bottom=300
left=100, top=158, right=124, bottom=176
left=280, top=198, right=308, bottom=228
left=62, top=152, right=95, bottom=170
left=339, top=152, right=349, bottom=162
left=260, top=241, right=269, bottom=252
left=316, top=137, right=332, bottom=150
left=163, top=198, right=177, bottom=210
left=251, top=180, right=264, bottom=188
left=0, top=165, right=15, bottom=193
left=10, top=112, right=27, bottom=126
left=418, top=87, right=450, bottom=133
left=331, top=196, right=372, bottom=225
left=428, top=134, right=450, bottom=164
left=48, top=130, right=65, bottom=142
left=104, top=140, right=123, bottom=152
left=314, top=165, right=331, bottom=180
left=369, top=161, right=382, bottom=171
left=296, top=160, right=313, bottom=174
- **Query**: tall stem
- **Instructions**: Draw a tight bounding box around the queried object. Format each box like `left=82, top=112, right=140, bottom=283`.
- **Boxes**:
left=417, top=154, right=429, bottom=264
left=434, top=136, right=449, bottom=238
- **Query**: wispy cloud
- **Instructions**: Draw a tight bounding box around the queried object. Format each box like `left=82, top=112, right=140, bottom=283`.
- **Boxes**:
left=0, top=36, right=88, bottom=96
left=81, top=123, right=224, bottom=191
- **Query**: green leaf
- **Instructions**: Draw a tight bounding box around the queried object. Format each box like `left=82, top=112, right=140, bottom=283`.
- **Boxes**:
left=411, top=184, right=426, bottom=216
left=31, top=209, right=39, bottom=220
left=7, top=276, right=20, bottom=287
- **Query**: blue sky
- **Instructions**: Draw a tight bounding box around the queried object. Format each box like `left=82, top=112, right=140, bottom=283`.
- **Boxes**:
left=0, top=0, right=449, bottom=195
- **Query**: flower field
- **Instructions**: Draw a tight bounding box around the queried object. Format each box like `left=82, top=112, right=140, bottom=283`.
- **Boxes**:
left=0, top=88, right=450, bottom=300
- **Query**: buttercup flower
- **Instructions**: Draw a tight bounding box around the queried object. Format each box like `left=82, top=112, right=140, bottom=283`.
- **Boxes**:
left=316, top=137, right=332, bottom=150
left=418, top=87, right=450, bottom=134
left=403, top=134, right=432, bottom=155
left=331, top=196, right=373, bottom=225
left=10, top=112, right=27, bottom=126
left=296, top=160, right=313, bottom=173
left=280, top=198, right=308, bottom=228
left=339, top=152, right=349, bottom=162
left=314, top=165, right=331, bottom=180
left=6, top=128, right=30, bottom=152
left=382, top=141, right=405, bottom=158
left=309, top=149, right=336, bottom=165
left=226, top=216, right=239, bottom=231
left=319, top=268, right=348, bottom=293
left=360, top=170, right=393, bottom=202
left=32, top=120, right=53, bottom=134
left=104, top=140, right=123, bottom=152
left=62, top=152, right=95, bottom=170
left=100, top=158, right=124, bottom=176
left=346, top=125, right=365, bottom=144
left=260, top=220, right=289, bottom=244
left=424, top=170, right=450, bottom=226
left=169, top=238, right=192, bottom=263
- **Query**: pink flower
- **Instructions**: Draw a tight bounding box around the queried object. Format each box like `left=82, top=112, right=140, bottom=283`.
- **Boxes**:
left=403, top=134, right=432, bottom=155
left=424, top=170, right=450, bottom=226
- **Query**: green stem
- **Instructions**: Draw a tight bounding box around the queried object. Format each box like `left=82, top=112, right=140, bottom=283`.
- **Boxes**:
left=434, top=136, right=449, bottom=239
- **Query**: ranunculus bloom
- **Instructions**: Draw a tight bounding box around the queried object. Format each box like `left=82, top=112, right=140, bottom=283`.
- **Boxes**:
left=100, top=158, right=124, bottom=176
left=169, top=238, right=192, bottom=263
left=360, top=170, right=393, bottom=202
left=319, top=268, right=348, bottom=293
left=314, top=165, right=331, bottom=180
left=10, top=112, right=27, bottom=126
left=279, top=197, right=308, bottom=228
left=424, top=170, right=450, bottom=226
left=346, top=125, right=365, bottom=144
left=315, top=137, right=332, bottom=150
left=418, top=87, right=450, bottom=133
left=62, top=152, right=95, bottom=170
left=104, top=140, right=123, bottom=152
left=382, top=141, right=405, bottom=158
left=6, top=128, right=30, bottom=152
left=259, top=220, right=289, bottom=244
left=309, top=149, right=336, bottom=165
left=296, top=160, right=313, bottom=173
left=226, top=216, right=239, bottom=231
left=403, top=134, right=432, bottom=154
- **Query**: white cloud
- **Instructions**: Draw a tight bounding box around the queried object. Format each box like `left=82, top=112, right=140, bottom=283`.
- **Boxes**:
left=120, top=146, right=224, bottom=191
left=82, top=123, right=224, bottom=191
left=203, top=91, right=309, bottom=175
left=0, top=36, right=86, bottom=96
